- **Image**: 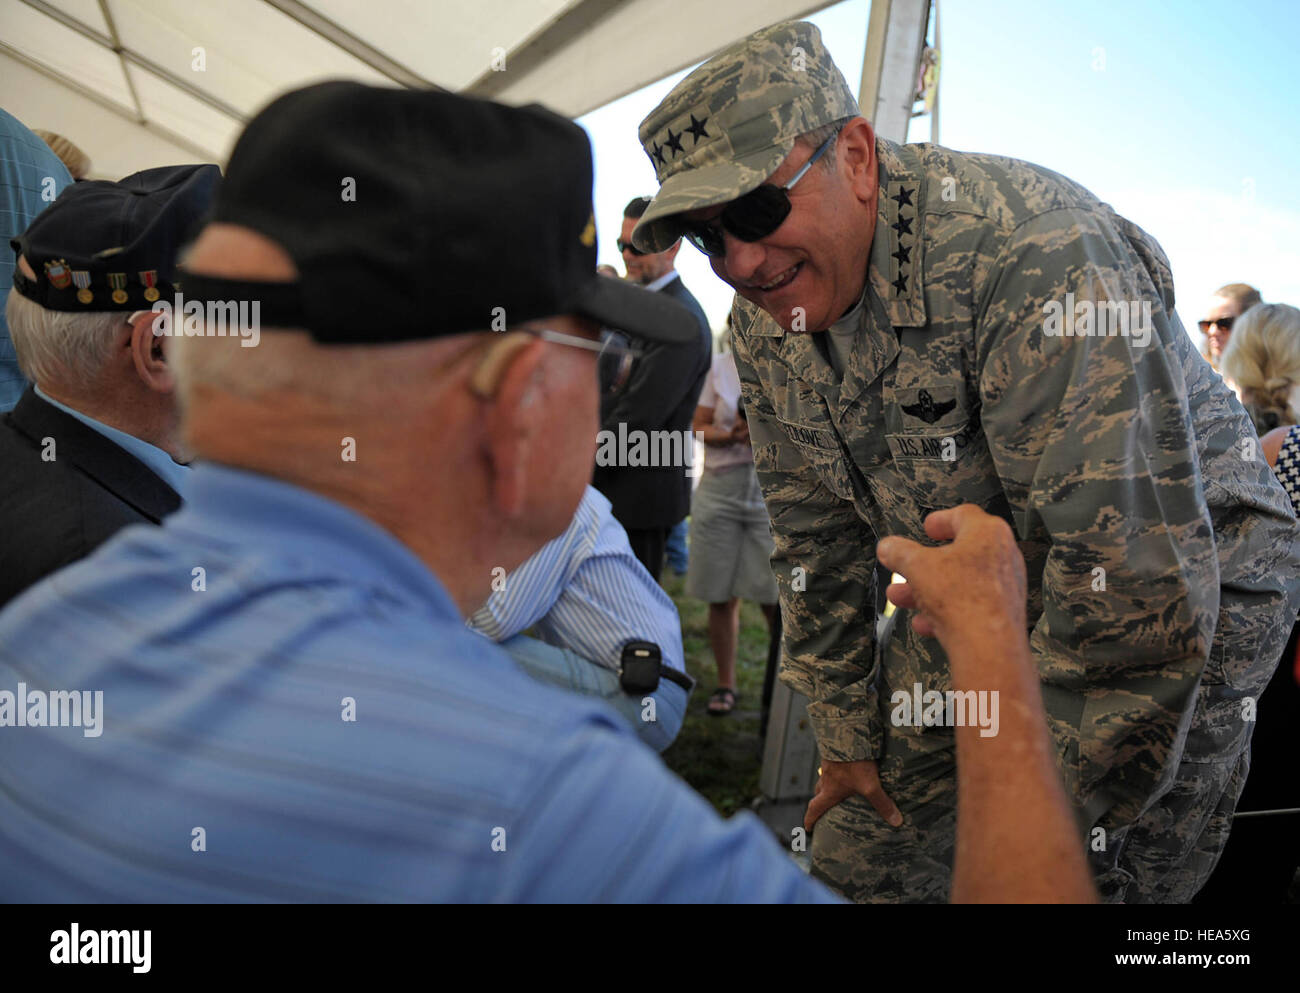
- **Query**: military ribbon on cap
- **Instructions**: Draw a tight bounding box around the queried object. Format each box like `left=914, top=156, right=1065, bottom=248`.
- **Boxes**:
left=44, top=259, right=72, bottom=290
left=107, top=272, right=128, bottom=305
left=139, top=270, right=159, bottom=303
left=71, top=270, right=93, bottom=304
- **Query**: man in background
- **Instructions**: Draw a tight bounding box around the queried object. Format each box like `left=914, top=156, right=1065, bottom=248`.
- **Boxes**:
left=591, top=196, right=711, bottom=581
left=0, top=164, right=219, bottom=609
left=1200, top=281, right=1262, bottom=371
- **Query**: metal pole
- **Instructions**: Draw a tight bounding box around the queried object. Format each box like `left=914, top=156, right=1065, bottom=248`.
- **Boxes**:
left=930, top=0, right=940, bottom=144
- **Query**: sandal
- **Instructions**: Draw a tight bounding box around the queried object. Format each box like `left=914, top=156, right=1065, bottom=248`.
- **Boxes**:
left=707, top=687, right=737, bottom=716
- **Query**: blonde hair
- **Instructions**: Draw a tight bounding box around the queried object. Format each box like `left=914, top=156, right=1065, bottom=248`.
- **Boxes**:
left=30, top=130, right=91, bottom=180
left=1220, top=303, right=1300, bottom=427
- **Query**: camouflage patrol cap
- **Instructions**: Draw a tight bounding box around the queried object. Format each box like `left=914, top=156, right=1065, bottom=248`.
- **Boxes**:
left=631, top=20, right=858, bottom=252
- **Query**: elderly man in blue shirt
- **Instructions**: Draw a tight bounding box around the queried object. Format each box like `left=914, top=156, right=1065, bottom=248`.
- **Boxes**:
left=0, top=80, right=1097, bottom=904
left=0, top=82, right=837, bottom=902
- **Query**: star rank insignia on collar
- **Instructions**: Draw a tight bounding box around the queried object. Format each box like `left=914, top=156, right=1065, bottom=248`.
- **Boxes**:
left=883, top=181, right=921, bottom=311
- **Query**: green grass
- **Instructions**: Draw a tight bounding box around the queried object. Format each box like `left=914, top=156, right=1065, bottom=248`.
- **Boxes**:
left=659, top=570, right=776, bottom=816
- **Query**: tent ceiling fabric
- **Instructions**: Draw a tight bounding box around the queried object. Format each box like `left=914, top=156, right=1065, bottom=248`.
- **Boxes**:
left=1, top=0, right=836, bottom=177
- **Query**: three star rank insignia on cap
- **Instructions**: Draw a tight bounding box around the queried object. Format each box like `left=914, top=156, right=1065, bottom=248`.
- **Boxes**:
left=107, top=272, right=128, bottom=305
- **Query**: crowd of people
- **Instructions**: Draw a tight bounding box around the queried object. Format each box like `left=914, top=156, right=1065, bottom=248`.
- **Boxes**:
left=0, top=18, right=1296, bottom=904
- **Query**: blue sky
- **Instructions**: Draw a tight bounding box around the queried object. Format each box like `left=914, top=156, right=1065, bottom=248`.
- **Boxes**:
left=577, top=0, right=1300, bottom=340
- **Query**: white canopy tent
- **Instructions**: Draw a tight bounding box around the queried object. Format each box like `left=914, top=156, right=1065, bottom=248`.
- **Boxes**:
left=0, top=0, right=874, bottom=178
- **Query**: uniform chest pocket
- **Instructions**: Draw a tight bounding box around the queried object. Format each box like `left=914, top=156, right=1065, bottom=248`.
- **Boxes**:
left=884, top=416, right=1003, bottom=513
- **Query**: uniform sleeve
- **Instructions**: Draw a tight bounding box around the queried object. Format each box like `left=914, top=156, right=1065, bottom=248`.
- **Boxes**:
left=731, top=306, right=884, bottom=763
left=976, top=206, right=1219, bottom=825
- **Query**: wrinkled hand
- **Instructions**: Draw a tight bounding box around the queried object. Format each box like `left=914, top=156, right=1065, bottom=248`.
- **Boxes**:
left=876, top=504, right=1027, bottom=645
left=804, top=758, right=902, bottom=832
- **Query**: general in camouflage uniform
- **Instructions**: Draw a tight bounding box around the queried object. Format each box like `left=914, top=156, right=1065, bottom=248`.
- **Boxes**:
left=632, top=21, right=1300, bottom=903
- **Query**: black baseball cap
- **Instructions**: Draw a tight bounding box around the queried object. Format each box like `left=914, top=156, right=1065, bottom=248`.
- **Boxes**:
left=11, top=164, right=220, bottom=311
left=182, top=81, right=698, bottom=345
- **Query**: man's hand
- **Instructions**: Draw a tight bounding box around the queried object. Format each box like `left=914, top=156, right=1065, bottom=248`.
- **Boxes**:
left=804, top=758, right=902, bottom=831
left=728, top=419, right=750, bottom=445
left=876, top=504, right=1027, bottom=645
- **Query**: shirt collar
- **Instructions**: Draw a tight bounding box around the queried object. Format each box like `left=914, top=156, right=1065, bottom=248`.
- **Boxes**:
left=168, top=461, right=460, bottom=619
left=34, top=385, right=191, bottom=496
left=643, top=269, right=679, bottom=293
left=869, top=138, right=927, bottom=329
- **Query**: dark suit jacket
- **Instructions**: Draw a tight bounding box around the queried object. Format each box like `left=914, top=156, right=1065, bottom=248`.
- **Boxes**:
left=592, top=274, right=712, bottom=530
left=0, top=387, right=181, bottom=609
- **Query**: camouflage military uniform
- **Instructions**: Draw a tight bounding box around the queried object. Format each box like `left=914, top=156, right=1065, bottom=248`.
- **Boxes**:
left=633, top=21, right=1300, bottom=903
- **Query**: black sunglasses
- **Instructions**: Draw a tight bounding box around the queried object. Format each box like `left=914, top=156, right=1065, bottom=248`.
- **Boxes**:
left=1198, top=316, right=1235, bottom=333
left=616, top=239, right=647, bottom=256
left=679, top=131, right=837, bottom=258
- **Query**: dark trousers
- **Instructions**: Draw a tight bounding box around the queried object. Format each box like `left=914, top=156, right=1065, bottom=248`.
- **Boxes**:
left=624, top=527, right=669, bottom=583
left=1194, top=622, right=1300, bottom=904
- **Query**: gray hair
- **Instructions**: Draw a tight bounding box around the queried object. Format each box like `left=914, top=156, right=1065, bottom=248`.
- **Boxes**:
left=5, top=290, right=124, bottom=388
left=798, top=116, right=855, bottom=172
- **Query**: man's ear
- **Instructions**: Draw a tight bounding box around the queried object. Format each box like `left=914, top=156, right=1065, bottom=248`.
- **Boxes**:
left=128, top=310, right=175, bottom=394
left=839, top=116, right=877, bottom=202
left=663, top=239, right=681, bottom=265
left=475, top=332, right=547, bottom=519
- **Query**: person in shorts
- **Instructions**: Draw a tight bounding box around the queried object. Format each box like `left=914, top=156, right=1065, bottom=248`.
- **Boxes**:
left=688, top=324, right=779, bottom=715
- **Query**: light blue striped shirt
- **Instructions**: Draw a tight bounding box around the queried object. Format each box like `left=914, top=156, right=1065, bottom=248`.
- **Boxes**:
left=0, top=110, right=72, bottom=411
left=0, top=462, right=838, bottom=902
left=468, top=485, right=684, bottom=675
left=34, top=386, right=191, bottom=496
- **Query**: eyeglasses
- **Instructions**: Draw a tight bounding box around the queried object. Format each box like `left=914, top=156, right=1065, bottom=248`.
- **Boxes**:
left=616, top=239, right=647, bottom=256
left=534, top=327, right=639, bottom=395
left=680, top=131, right=837, bottom=258
left=1198, top=316, right=1235, bottom=333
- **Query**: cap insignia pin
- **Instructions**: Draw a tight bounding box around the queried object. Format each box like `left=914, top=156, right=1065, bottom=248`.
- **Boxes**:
left=107, top=271, right=128, bottom=305
left=139, top=269, right=160, bottom=302
left=44, top=259, right=72, bottom=290
left=71, top=269, right=93, bottom=304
